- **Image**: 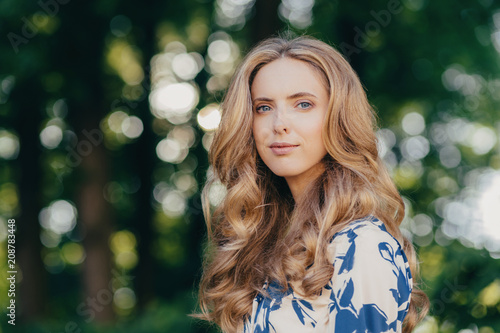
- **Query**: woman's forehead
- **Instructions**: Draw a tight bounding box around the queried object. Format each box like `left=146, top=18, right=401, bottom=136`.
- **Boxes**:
left=250, top=58, right=330, bottom=96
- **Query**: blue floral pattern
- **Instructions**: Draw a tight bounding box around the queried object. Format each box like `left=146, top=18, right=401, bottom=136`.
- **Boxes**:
left=242, top=216, right=413, bottom=333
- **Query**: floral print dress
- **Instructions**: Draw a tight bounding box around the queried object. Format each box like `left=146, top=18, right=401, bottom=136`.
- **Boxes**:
left=242, top=216, right=413, bottom=333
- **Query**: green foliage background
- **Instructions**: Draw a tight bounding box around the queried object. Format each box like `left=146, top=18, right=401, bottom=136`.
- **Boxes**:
left=0, top=0, right=499, bottom=332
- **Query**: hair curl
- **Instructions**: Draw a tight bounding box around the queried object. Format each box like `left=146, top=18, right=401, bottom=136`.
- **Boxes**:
left=196, top=35, right=429, bottom=332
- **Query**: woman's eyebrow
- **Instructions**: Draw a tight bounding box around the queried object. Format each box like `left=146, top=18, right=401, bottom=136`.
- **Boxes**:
left=287, top=92, right=317, bottom=100
left=252, top=92, right=317, bottom=104
left=252, top=97, right=273, bottom=103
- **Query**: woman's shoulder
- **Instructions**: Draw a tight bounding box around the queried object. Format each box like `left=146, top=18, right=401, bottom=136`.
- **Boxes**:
left=330, top=215, right=400, bottom=248
left=325, top=217, right=414, bottom=332
left=327, top=216, right=410, bottom=273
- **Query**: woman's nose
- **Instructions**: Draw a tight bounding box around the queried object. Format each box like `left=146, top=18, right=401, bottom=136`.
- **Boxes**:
left=273, top=107, right=289, bottom=134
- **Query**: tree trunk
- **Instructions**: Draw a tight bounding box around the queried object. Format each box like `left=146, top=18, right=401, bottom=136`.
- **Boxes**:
left=251, top=0, right=283, bottom=44
left=131, top=29, right=156, bottom=312
left=59, top=0, right=115, bottom=322
left=14, top=79, right=47, bottom=322
left=129, top=0, right=168, bottom=310
left=77, top=142, right=115, bottom=322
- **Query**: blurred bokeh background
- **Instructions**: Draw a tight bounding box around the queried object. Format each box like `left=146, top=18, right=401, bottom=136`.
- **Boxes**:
left=0, top=0, right=499, bottom=332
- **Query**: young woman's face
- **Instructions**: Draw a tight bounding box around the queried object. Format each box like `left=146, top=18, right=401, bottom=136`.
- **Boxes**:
left=251, top=58, right=329, bottom=193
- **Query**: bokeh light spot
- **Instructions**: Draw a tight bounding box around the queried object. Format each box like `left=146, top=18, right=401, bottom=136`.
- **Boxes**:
left=400, top=136, right=430, bottom=161
left=156, top=138, right=188, bottom=164
left=61, top=242, right=85, bottom=265
left=114, top=287, right=136, bottom=310
left=150, top=83, right=199, bottom=124
left=208, top=40, right=231, bottom=63
left=208, top=180, right=227, bottom=207
left=172, top=53, right=203, bottom=80
left=197, top=103, right=221, bottom=131
left=376, top=128, right=396, bottom=158
left=43, top=251, right=65, bottom=274
left=0, top=130, right=20, bottom=160
left=110, top=15, right=132, bottom=37
left=439, top=145, right=461, bottom=168
left=279, top=0, right=315, bottom=29
left=0, top=183, right=19, bottom=215
left=39, top=200, right=78, bottom=235
left=110, top=230, right=137, bottom=253
left=402, top=112, right=426, bottom=136
left=40, top=229, right=62, bottom=248
left=121, top=116, right=143, bottom=139
left=161, top=190, right=186, bottom=217
left=470, top=126, right=497, bottom=155
left=40, top=124, right=63, bottom=149
left=108, top=111, right=129, bottom=134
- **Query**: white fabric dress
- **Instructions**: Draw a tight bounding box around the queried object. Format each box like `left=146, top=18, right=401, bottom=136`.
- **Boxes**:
left=242, top=216, right=413, bottom=333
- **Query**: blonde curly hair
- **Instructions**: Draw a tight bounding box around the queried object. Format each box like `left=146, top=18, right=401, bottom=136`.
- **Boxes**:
left=197, top=35, right=429, bottom=332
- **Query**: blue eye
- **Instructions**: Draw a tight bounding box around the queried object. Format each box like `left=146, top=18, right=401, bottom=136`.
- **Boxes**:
left=256, top=105, right=271, bottom=113
left=298, top=102, right=312, bottom=109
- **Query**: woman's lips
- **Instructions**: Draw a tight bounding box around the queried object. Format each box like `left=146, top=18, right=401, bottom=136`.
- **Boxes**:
left=269, top=144, right=299, bottom=155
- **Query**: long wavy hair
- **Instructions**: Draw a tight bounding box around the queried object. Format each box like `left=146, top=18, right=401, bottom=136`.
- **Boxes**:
left=197, top=36, right=429, bottom=332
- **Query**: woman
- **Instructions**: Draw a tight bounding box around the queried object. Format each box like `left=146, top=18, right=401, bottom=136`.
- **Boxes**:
left=197, top=36, right=429, bottom=332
